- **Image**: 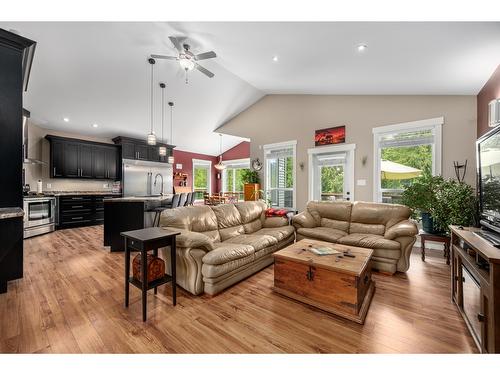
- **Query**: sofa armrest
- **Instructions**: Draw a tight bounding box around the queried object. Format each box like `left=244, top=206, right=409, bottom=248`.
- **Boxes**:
left=263, top=216, right=289, bottom=228
left=384, top=220, right=418, bottom=240
left=162, top=227, right=215, bottom=252
left=292, top=211, right=316, bottom=229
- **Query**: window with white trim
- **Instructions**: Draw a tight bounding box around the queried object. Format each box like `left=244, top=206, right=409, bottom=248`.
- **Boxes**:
left=192, top=159, right=212, bottom=201
left=222, top=158, right=250, bottom=201
left=373, top=117, right=442, bottom=203
left=264, top=141, right=296, bottom=210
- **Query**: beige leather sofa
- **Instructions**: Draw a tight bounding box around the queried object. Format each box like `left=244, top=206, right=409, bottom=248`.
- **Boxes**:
left=159, top=201, right=294, bottom=295
left=293, top=201, right=418, bottom=274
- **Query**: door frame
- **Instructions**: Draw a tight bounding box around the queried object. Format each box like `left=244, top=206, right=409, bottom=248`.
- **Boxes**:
left=307, top=143, right=356, bottom=202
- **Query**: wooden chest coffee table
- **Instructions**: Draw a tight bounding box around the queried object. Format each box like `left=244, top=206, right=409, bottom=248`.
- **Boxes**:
left=273, top=239, right=375, bottom=324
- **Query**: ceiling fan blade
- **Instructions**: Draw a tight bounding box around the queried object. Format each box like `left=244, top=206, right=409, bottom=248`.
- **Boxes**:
left=151, top=54, right=178, bottom=60
left=194, top=51, right=217, bottom=61
left=195, top=63, right=215, bottom=78
left=169, top=36, right=183, bottom=52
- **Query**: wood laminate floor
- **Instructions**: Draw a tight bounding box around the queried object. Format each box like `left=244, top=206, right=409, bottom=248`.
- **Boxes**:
left=0, top=226, right=477, bottom=353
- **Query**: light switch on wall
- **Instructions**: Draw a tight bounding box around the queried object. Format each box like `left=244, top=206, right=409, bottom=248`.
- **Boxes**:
left=357, top=179, right=367, bottom=186
left=176, top=163, right=183, bottom=169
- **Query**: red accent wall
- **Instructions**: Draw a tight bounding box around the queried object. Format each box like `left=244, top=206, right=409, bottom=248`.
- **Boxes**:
left=478, top=64, right=500, bottom=137
left=172, top=142, right=250, bottom=194
left=221, top=141, right=250, bottom=161
left=172, top=149, right=218, bottom=194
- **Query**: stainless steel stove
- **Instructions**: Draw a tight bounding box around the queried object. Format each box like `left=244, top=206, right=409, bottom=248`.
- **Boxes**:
left=23, top=196, right=56, bottom=238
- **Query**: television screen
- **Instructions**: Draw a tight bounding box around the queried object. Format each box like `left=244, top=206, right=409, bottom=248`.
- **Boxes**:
left=478, top=126, right=500, bottom=230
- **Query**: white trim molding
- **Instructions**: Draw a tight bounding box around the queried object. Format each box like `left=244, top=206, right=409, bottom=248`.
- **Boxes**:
left=192, top=158, right=212, bottom=196
left=263, top=140, right=297, bottom=210
left=372, top=117, right=443, bottom=202
left=307, top=143, right=356, bottom=202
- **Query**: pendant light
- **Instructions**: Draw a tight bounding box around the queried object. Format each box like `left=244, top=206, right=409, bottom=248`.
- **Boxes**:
left=158, top=82, right=167, bottom=157
left=146, top=58, right=157, bottom=145
left=167, top=101, right=175, bottom=164
left=214, top=134, right=226, bottom=170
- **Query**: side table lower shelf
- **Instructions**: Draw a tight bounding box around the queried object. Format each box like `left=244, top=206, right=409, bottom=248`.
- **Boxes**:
left=128, top=275, right=172, bottom=291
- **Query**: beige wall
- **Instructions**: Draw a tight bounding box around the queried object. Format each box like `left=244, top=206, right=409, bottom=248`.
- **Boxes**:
left=25, top=121, right=116, bottom=192
left=219, top=95, right=477, bottom=211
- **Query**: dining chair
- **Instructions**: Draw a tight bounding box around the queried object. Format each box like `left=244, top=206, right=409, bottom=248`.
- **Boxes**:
left=189, top=192, right=196, bottom=205
left=179, top=193, right=187, bottom=207
left=169, top=194, right=181, bottom=208
left=185, top=192, right=193, bottom=206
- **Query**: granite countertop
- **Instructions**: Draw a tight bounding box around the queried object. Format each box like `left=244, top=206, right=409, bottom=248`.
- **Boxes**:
left=104, top=195, right=173, bottom=203
left=33, top=191, right=122, bottom=196
left=0, top=207, right=24, bottom=220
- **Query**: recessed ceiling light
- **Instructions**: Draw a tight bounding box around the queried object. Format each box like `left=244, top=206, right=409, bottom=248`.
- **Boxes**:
left=357, top=44, right=368, bottom=52
left=272, top=56, right=279, bottom=62
left=63, top=118, right=69, bottom=122
left=92, top=123, right=99, bottom=128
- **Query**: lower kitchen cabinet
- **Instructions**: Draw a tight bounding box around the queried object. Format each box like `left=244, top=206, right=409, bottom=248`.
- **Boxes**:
left=57, top=195, right=119, bottom=228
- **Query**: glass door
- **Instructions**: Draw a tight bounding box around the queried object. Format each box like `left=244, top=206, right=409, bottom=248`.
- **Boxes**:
left=310, top=148, right=354, bottom=202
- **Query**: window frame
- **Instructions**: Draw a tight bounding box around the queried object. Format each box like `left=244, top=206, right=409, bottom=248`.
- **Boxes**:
left=221, top=158, right=250, bottom=198
left=372, top=117, right=443, bottom=202
left=192, top=158, right=212, bottom=201
left=263, top=140, right=297, bottom=210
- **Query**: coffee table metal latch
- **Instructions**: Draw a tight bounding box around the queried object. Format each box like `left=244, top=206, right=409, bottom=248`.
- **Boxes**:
left=306, top=266, right=315, bottom=281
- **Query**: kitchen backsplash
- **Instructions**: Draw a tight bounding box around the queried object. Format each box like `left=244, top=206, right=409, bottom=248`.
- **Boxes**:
left=24, top=121, right=118, bottom=193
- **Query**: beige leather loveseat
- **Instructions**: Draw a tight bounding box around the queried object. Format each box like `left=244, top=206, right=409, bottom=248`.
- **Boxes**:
left=159, top=201, right=294, bottom=295
left=293, top=201, right=418, bottom=274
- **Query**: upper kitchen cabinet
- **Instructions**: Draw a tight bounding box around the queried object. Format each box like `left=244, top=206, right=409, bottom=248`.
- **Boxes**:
left=112, top=136, right=174, bottom=163
left=46, top=135, right=120, bottom=180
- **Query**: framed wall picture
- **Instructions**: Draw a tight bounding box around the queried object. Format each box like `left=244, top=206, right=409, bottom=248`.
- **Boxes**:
left=315, top=126, right=346, bottom=146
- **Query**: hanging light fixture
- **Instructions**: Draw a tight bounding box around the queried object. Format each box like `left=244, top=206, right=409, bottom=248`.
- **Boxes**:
left=214, top=134, right=226, bottom=170
left=146, top=58, right=157, bottom=145
left=167, top=101, right=175, bottom=164
left=158, top=82, right=167, bottom=157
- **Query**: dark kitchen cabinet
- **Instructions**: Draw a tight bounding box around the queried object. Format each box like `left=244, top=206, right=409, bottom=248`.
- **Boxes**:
left=0, top=28, right=36, bottom=293
left=64, top=142, right=80, bottom=178
left=105, top=147, right=118, bottom=179
left=112, top=136, right=174, bottom=163
left=46, top=135, right=120, bottom=180
left=93, top=146, right=107, bottom=179
left=58, top=194, right=121, bottom=228
left=121, top=141, right=136, bottom=159
left=79, top=144, right=94, bottom=178
left=52, top=140, right=64, bottom=177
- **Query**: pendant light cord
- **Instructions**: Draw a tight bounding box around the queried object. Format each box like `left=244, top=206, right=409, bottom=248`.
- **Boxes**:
left=170, top=102, right=174, bottom=144
left=150, top=61, right=154, bottom=134
left=161, top=84, right=164, bottom=143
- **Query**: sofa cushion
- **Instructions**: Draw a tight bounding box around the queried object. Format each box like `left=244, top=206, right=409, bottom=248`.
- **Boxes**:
left=211, top=204, right=245, bottom=241
left=349, top=201, right=412, bottom=235
left=296, top=227, right=346, bottom=242
left=202, top=243, right=254, bottom=265
left=160, top=205, right=220, bottom=241
left=255, top=226, right=295, bottom=242
left=372, top=248, right=401, bottom=260
left=201, top=253, right=256, bottom=278
left=243, top=219, right=262, bottom=234
left=338, top=233, right=400, bottom=250
left=223, top=234, right=278, bottom=251
left=235, top=201, right=266, bottom=223
left=307, top=201, right=352, bottom=232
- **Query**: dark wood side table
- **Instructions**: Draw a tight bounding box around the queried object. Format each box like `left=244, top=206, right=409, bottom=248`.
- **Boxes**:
left=419, top=229, right=451, bottom=265
left=121, top=227, right=180, bottom=322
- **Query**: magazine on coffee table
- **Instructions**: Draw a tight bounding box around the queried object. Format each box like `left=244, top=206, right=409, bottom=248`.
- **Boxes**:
left=307, top=245, right=342, bottom=256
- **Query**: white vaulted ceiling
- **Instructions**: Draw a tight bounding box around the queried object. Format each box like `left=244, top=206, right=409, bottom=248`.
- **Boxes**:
left=1, top=22, right=499, bottom=154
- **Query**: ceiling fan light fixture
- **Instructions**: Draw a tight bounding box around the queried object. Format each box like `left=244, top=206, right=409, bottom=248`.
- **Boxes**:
left=214, top=159, right=226, bottom=171
left=179, top=57, right=195, bottom=71
left=357, top=44, right=368, bottom=52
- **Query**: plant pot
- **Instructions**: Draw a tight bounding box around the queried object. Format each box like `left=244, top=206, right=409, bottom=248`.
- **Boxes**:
left=421, top=212, right=441, bottom=234
left=244, top=183, right=260, bottom=201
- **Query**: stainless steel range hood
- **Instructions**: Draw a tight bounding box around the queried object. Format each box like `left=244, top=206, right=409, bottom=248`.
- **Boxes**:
left=22, top=109, right=45, bottom=165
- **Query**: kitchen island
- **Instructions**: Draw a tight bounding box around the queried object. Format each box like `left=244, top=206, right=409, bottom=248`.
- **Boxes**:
left=103, top=195, right=173, bottom=252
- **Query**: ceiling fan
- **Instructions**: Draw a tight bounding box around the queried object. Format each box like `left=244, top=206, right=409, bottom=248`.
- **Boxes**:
left=151, top=36, right=217, bottom=83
